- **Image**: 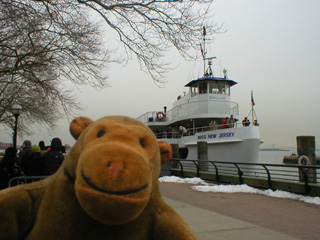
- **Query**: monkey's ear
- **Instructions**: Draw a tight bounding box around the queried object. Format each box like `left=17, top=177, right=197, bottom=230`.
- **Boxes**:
left=158, top=141, right=172, bottom=165
left=70, top=117, right=93, bottom=140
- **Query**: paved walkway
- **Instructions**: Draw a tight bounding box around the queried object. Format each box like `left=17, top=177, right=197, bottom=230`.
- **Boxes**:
left=160, top=182, right=320, bottom=240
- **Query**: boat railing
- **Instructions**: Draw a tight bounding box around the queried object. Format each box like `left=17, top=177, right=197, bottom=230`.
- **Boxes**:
left=168, top=159, right=320, bottom=196
left=136, top=99, right=239, bottom=124
left=155, top=121, right=253, bottom=139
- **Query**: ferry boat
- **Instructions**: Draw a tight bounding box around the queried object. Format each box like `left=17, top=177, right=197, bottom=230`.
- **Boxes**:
left=137, top=30, right=262, bottom=163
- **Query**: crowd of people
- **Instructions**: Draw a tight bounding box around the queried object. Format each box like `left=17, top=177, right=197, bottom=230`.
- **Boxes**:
left=209, top=115, right=237, bottom=130
left=242, top=117, right=259, bottom=127
left=155, top=125, right=190, bottom=139
left=210, top=115, right=259, bottom=129
left=154, top=115, right=260, bottom=139
left=0, top=138, right=68, bottom=189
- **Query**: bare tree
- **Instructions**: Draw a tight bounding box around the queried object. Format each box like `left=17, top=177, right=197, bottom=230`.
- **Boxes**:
left=0, top=0, right=109, bottom=134
left=0, top=0, right=215, bottom=136
left=78, top=0, right=215, bottom=81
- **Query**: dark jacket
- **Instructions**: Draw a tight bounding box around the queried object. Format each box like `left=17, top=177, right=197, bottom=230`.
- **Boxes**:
left=39, top=141, right=47, bottom=151
left=18, top=140, right=32, bottom=172
left=24, top=152, right=43, bottom=176
left=0, top=147, right=18, bottom=177
left=43, top=138, right=64, bottom=176
left=0, top=147, right=21, bottom=189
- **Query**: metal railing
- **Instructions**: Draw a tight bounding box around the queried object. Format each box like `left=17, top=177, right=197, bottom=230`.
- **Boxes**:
left=155, top=122, right=251, bottom=139
left=136, top=99, right=239, bottom=124
left=170, top=158, right=320, bottom=195
left=9, top=160, right=319, bottom=195
left=8, top=176, right=47, bottom=187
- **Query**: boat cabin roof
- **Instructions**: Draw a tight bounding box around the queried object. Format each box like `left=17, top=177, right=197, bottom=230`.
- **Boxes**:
left=185, top=76, right=238, bottom=87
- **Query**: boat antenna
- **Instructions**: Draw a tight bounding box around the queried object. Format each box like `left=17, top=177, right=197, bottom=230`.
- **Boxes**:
left=223, top=69, right=228, bottom=78
left=201, top=26, right=216, bottom=77
left=202, top=26, right=207, bottom=75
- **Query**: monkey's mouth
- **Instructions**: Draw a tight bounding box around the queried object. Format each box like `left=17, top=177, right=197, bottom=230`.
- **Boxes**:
left=81, top=170, right=148, bottom=196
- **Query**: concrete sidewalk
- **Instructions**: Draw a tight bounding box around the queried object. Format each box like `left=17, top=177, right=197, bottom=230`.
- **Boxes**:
left=164, top=197, right=299, bottom=240
left=160, top=182, right=320, bottom=240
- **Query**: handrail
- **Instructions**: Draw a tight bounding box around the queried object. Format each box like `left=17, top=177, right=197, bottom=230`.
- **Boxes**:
left=136, top=99, right=239, bottom=123
left=171, top=159, right=184, bottom=177
left=233, top=163, right=243, bottom=184
left=192, top=160, right=200, bottom=177
left=172, top=159, right=320, bottom=169
left=298, top=166, right=310, bottom=194
left=169, top=158, right=320, bottom=195
left=155, top=122, right=256, bottom=139
left=8, top=176, right=47, bottom=187
left=262, top=164, right=273, bottom=189
left=210, top=162, right=219, bottom=182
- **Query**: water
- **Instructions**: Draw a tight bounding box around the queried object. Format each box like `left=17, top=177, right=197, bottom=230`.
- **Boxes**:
left=258, top=149, right=296, bottom=165
left=259, top=149, right=320, bottom=165
left=258, top=149, right=320, bottom=183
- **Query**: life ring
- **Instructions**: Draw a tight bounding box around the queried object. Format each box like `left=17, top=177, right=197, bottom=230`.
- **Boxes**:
left=298, top=155, right=310, bottom=165
left=157, top=112, right=165, bottom=120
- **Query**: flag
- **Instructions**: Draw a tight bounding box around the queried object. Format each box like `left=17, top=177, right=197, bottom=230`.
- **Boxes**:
left=251, top=91, right=255, bottom=106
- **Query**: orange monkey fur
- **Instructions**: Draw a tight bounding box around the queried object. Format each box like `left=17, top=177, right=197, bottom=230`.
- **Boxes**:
left=0, top=116, right=199, bottom=240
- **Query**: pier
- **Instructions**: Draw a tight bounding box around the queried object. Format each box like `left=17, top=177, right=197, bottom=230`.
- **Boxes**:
left=161, top=182, right=320, bottom=240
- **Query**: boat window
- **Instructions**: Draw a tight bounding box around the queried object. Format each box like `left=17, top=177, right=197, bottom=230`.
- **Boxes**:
left=218, top=82, right=225, bottom=94
left=209, top=81, right=219, bottom=94
left=225, top=83, right=230, bottom=95
left=199, top=82, right=207, bottom=94
left=191, top=86, right=198, bottom=97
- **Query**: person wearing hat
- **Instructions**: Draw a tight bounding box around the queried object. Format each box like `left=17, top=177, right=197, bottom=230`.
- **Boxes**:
left=38, top=140, right=48, bottom=156
left=18, top=140, right=32, bottom=172
left=43, top=137, right=64, bottom=176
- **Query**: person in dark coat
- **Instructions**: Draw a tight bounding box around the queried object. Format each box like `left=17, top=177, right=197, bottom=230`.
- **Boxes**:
left=38, top=140, right=48, bottom=156
left=242, top=117, right=250, bottom=127
left=18, top=140, right=32, bottom=172
left=42, top=138, right=64, bottom=176
left=0, top=147, right=20, bottom=189
left=24, top=145, right=43, bottom=176
left=39, top=141, right=47, bottom=151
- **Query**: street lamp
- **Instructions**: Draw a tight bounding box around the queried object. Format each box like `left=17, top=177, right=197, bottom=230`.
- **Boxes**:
left=10, top=104, right=23, bottom=149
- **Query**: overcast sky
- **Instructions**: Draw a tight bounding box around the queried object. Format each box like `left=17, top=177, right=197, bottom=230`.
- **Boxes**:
left=2, top=0, right=320, bottom=150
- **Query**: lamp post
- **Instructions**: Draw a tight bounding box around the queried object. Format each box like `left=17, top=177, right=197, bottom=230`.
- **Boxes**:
left=10, top=104, right=23, bottom=149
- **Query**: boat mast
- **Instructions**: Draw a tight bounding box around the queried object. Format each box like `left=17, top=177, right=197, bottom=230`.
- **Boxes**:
left=202, top=26, right=216, bottom=77
left=202, top=26, right=207, bottom=76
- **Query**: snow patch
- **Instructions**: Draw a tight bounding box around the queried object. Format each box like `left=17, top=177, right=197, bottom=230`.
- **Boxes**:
left=159, top=176, right=209, bottom=185
left=159, top=176, right=320, bottom=205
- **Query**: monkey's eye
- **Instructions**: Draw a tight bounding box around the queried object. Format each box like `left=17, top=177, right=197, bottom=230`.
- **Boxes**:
left=97, top=129, right=105, bottom=138
left=139, top=138, right=146, bottom=148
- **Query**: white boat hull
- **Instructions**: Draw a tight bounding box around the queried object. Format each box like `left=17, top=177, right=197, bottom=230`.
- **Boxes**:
left=160, top=126, right=260, bottom=163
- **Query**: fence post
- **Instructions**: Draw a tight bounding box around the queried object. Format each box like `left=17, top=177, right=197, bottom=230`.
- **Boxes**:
left=297, top=136, right=317, bottom=183
left=197, top=141, right=208, bottom=171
